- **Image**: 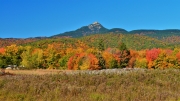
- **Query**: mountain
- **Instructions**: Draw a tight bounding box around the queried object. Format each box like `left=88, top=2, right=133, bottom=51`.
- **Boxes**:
left=1, top=22, right=180, bottom=48
left=52, top=22, right=180, bottom=39
left=108, top=28, right=128, bottom=33
left=129, top=29, right=180, bottom=39
left=52, top=22, right=127, bottom=38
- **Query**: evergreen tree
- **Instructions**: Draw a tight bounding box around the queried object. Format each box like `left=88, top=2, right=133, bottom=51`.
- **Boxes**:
left=109, top=59, right=118, bottom=69
left=119, top=42, right=127, bottom=51
left=98, top=39, right=105, bottom=52
left=118, top=42, right=131, bottom=68
left=0, top=56, right=6, bottom=68
left=0, top=56, right=7, bottom=74
left=96, top=53, right=106, bottom=69
left=96, top=39, right=106, bottom=69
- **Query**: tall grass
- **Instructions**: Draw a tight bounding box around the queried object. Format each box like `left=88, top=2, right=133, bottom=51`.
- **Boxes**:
left=1, top=69, right=180, bottom=101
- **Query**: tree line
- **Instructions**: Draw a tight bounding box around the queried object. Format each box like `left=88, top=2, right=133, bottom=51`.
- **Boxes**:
left=0, top=40, right=180, bottom=70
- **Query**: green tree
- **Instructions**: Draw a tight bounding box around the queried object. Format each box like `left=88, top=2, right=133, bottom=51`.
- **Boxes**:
left=59, top=54, right=72, bottom=70
left=119, top=42, right=127, bottom=51
left=0, top=57, right=5, bottom=68
left=109, top=59, right=118, bottom=69
left=5, top=45, right=23, bottom=67
left=96, top=53, right=106, bottom=69
left=118, top=42, right=131, bottom=68
left=96, top=39, right=106, bottom=69
left=0, top=56, right=7, bottom=74
left=98, top=39, right=105, bottom=52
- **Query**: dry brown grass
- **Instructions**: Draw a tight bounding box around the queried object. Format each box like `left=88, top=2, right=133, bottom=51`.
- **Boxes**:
left=1, top=69, right=180, bottom=101
left=5, top=69, right=64, bottom=75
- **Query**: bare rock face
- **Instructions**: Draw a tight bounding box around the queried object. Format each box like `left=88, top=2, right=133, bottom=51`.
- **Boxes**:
left=88, top=22, right=102, bottom=31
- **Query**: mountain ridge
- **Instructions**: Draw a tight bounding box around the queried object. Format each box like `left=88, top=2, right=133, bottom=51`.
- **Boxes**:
left=1, top=22, right=180, bottom=40
left=52, top=22, right=180, bottom=38
left=1, top=22, right=180, bottom=50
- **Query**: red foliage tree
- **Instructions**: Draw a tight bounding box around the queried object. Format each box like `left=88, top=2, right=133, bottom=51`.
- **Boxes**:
left=146, top=48, right=161, bottom=69
left=67, top=56, right=75, bottom=70
left=146, top=48, right=161, bottom=62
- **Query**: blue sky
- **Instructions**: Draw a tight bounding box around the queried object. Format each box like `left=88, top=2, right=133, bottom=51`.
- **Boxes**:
left=0, top=0, right=180, bottom=38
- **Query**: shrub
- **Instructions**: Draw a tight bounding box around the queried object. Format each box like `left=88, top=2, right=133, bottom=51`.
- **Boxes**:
left=135, top=58, right=148, bottom=68
left=59, top=55, right=72, bottom=70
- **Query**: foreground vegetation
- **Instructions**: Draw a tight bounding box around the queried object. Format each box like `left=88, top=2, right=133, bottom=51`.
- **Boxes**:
left=1, top=38, right=180, bottom=70
left=0, top=69, right=180, bottom=101
left=1, top=33, right=180, bottom=71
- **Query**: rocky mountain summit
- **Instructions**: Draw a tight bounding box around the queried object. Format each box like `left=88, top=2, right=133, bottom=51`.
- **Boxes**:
left=52, top=22, right=109, bottom=38
left=88, top=22, right=105, bottom=31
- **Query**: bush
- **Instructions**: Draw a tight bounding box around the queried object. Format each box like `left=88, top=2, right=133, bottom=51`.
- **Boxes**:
left=135, top=58, right=148, bottom=68
left=59, top=55, right=72, bottom=70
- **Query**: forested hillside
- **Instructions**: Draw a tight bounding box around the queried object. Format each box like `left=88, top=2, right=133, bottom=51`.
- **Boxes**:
left=23, top=33, right=176, bottom=50
left=0, top=38, right=40, bottom=48
left=0, top=32, right=180, bottom=70
left=129, top=29, right=180, bottom=39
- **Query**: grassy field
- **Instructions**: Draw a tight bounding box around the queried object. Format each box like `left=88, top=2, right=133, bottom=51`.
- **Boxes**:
left=1, top=69, right=180, bottom=101
left=5, top=69, right=64, bottom=75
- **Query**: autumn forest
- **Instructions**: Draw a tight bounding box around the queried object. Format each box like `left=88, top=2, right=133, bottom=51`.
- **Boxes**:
left=1, top=33, right=180, bottom=70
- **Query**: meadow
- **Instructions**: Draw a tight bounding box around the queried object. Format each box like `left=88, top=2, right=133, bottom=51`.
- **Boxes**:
left=1, top=69, right=180, bottom=101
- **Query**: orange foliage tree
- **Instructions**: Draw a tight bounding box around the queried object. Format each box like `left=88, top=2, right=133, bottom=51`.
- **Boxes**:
left=128, top=50, right=138, bottom=68
left=44, top=44, right=60, bottom=69
left=103, top=48, right=118, bottom=69
left=67, top=53, right=85, bottom=70
left=0, top=48, right=5, bottom=55
left=88, top=54, right=99, bottom=70
left=67, top=53, right=99, bottom=70
left=176, top=51, right=180, bottom=68
left=176, top=51, right=180, bottom=63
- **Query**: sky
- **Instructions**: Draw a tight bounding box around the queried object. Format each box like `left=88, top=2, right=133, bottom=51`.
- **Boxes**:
left=0, top=0, right=180, bottom=38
